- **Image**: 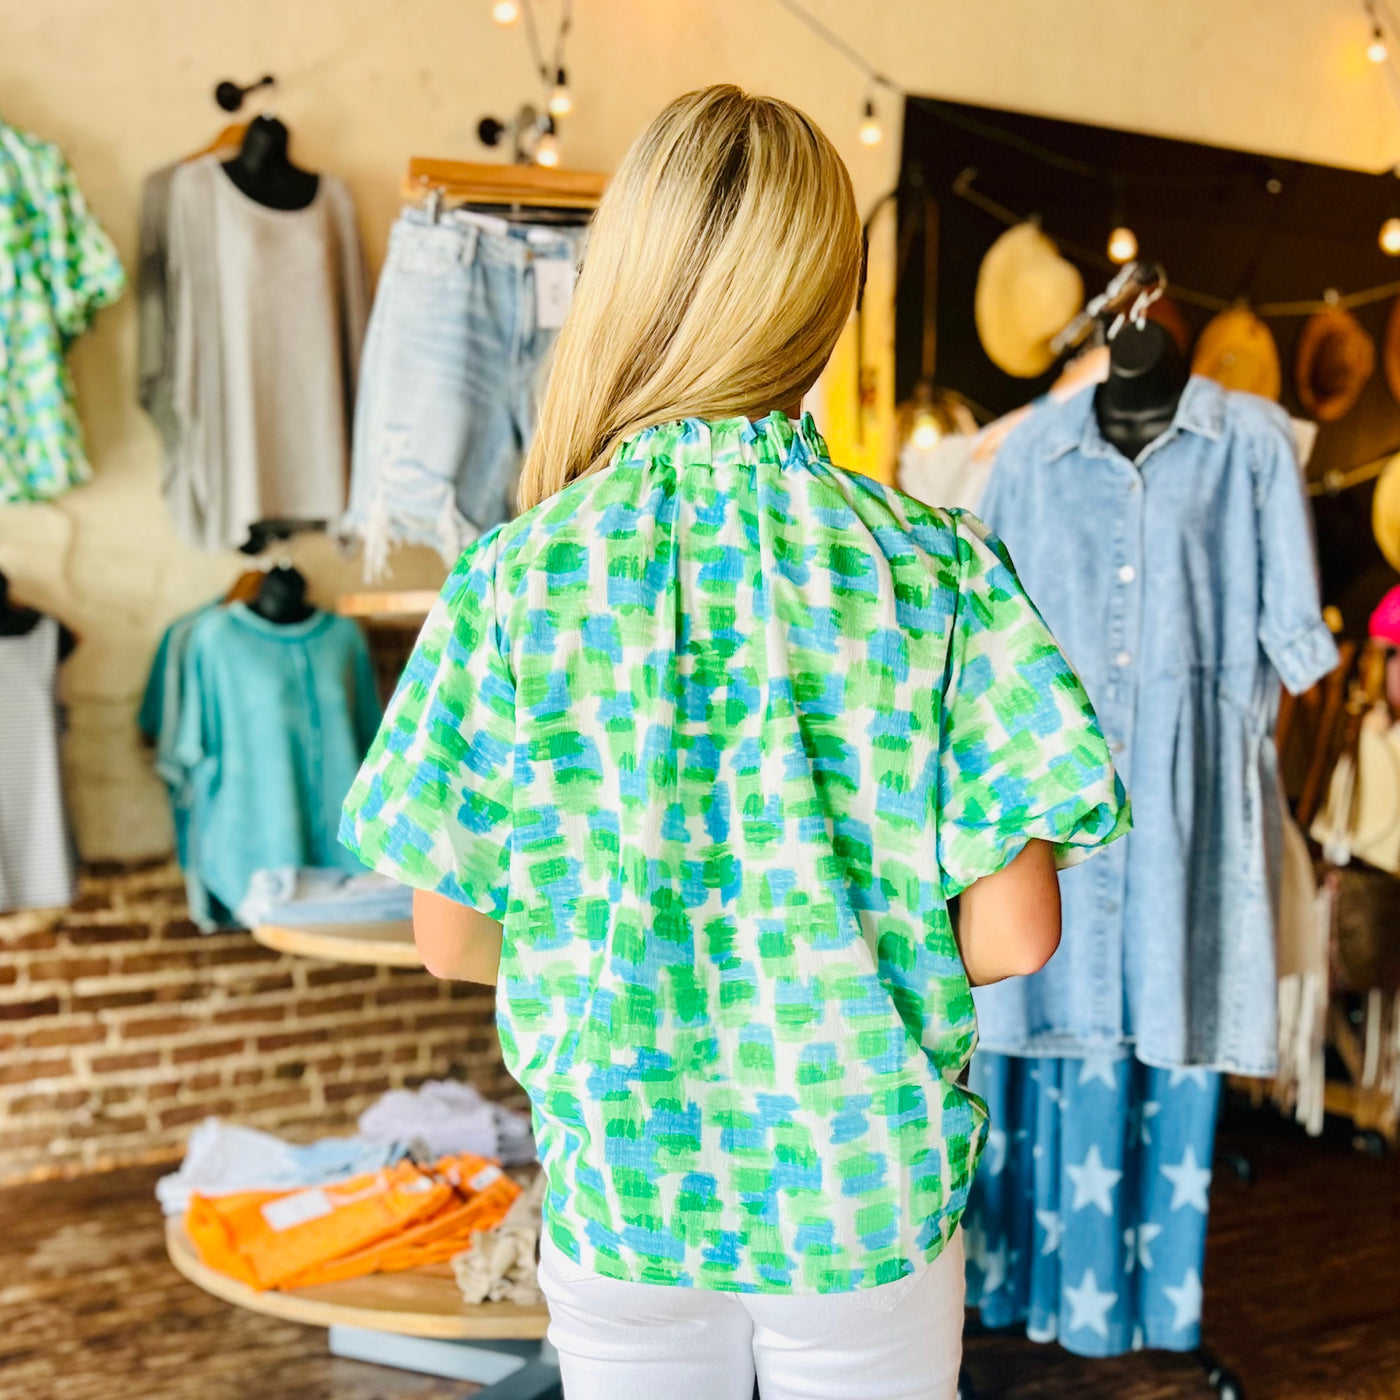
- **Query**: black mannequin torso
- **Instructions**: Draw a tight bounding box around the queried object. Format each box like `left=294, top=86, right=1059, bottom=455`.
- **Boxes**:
left=250, top=566, right=316, bottom=625
left=222, top=115, right=319, bottom=212
left=1093, top=320, right=1189, bottom=462
left=0, top=571, right=77, bottom=660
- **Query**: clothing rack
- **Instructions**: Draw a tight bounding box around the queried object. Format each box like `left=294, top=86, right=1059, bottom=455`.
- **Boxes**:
left=1271, top=643, right=1400, bottom=1154
left=402, top=157, right=605, bottom=211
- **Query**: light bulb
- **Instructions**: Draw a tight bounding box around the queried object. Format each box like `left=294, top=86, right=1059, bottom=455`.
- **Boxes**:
left=911, top=412, right=941, bottom=451
left=1107, top=225, right=1139, bottom=264
left=859, top=100, right=882, bottom=147
left=492, top=0, right=519, bottom=23
left=1370, top=27, right=1389, bottom=62
left=535, top=131, right=561, bottom=168
left=548, top=69, right=572, bottom=118
left=1380, top=215, right=1400, bottom=255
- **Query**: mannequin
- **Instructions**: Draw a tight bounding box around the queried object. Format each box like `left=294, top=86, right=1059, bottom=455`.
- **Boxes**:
left=222, top=115, right=319, bottom=212
left=1093, top=318, right=1189, bottom=462
left=249, top=566, right=316, bottom=626
left=0, top=570, right=77, bottom=660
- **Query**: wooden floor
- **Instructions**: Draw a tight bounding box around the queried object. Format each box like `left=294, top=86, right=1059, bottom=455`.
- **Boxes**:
left=1, top=1103, right=1396, bottom=1400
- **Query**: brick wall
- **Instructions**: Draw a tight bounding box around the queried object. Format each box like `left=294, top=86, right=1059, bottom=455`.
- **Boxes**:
left=0, top=861, right=515, bottom=1184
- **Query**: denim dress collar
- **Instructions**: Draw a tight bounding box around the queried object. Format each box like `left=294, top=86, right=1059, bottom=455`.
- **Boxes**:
left=1037, top=373, right=1226, bottom=467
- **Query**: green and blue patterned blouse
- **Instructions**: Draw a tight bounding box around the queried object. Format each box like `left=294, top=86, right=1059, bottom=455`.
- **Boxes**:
left=0, top=121, right=125, bottom=504
left=342, top=412, right=1128, bottom=1294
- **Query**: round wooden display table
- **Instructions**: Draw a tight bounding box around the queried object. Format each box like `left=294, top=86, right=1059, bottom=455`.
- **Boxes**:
left=252, top=919, right=418, bottom=968
left=166, top=1218, right=549, bottom=1341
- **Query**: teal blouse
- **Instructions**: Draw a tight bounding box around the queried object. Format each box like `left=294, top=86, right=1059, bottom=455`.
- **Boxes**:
left=173, top=604, right=383, bottom=917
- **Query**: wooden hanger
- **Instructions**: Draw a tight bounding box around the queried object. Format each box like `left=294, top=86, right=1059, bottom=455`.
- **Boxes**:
left=187, top=121, right=248, bottom=163
left=403, top=157, right=605, bottom=212
left=223, top=568, right=264, bottom=605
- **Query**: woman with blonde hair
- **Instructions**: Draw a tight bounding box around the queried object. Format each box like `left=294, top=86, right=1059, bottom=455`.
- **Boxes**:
left=343, top=85, right=1127, bottom=1399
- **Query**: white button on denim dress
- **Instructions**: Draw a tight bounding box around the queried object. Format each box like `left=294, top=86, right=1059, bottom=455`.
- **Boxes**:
left=974, top=377, right=1338, bottom=1075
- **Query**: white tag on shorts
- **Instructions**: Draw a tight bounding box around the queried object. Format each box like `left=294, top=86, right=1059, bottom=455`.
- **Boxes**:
left=535, top=258, right=575, bottom=330
left=261, top=1187, right=335, bottom=1232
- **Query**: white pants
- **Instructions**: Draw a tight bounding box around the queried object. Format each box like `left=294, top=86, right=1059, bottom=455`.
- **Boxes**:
left=538, top=1230, right=965, bottom=1400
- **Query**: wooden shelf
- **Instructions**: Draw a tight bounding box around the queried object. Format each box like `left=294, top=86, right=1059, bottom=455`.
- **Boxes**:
left=253, top=920, right=418, bottom=968
left=337, top=590, right=438, bottom=622
left=404, top=157, right=606, bottom=210
left=167, top=1219, right=548, bottom=1340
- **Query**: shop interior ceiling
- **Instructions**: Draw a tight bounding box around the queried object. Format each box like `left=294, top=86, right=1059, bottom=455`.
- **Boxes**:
left=894, top=95, right=1400, bottom=633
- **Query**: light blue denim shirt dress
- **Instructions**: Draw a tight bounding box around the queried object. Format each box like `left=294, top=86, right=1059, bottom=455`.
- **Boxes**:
left=973, top=377, right=1338, bottom=1074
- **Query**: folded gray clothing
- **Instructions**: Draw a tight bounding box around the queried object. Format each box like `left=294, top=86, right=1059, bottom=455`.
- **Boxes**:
left=358, top=1079, right=536, bottom=1166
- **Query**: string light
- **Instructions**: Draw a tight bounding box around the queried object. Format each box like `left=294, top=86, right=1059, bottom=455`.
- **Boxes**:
left=548, top=68, right=572, bottom=117
left=1107, top=225, right=1139, bottom=264
left=535, top=127, right=561, bottom=167
left=859, top=98, right=883, bottom=147
left=1381, top=216, right=1400, bottom=254
left=911, top=408, right=941, bottom=450
left=900, top=381, right=978, bottom=452
left=492, top=0, right=520, bottom=24
left=1366, top=0, right=1390, bottom=60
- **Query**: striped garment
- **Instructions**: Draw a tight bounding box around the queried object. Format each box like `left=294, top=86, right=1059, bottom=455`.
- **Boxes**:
left=342, top=412, right=1128, bottom=1294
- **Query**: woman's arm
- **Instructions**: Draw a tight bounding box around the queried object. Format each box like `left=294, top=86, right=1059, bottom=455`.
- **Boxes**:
left=413, top=889, right=503, bottom=983
left=954, top=839, right=1061, bottom=987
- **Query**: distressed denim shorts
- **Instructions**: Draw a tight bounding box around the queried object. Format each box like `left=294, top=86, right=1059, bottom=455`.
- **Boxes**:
left=342, top=208, right=584, bottom=578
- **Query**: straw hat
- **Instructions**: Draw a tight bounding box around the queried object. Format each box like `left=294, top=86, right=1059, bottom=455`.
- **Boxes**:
left=1296, top=305, right=1375, bottom=422
left=974, top=223, right=1083, bottom=378
left=1191, top=306, right=1281, bottom=401
left=1373, top=453, right=1400, bottom=570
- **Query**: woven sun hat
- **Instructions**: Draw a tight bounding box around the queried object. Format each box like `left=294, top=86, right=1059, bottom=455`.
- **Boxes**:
left=1373, top=453, right=1400, bottom=571
left=974, top=222, right=1084, bottom=379
left=1296, top=305, right=1375, bottom=422
left=1191, top=305, right=1282, bottom=401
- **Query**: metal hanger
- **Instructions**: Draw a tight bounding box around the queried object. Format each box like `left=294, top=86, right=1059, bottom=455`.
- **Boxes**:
left=1052, top=260, right=1167, bottom=355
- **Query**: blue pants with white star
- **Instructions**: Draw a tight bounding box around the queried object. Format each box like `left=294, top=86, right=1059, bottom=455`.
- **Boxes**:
left=962, top=1051, right=1222, bottom=1358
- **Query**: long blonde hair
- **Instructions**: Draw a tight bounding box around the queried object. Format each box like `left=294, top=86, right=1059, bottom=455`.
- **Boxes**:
left=517, top=85, right=863, bottom=512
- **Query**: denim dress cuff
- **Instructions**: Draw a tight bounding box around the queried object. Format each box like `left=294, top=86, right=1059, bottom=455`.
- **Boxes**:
left=1271, top=618, right=1340, bottom=696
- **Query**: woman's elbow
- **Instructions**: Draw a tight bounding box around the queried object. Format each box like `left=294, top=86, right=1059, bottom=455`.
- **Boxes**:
left=412, top=889, right=503, bottom=983
left=413, top=893, right=468, bottom=979
left=1008, top=921, right=1061, bottom=978
left=414, top=928, right=459, bottom=979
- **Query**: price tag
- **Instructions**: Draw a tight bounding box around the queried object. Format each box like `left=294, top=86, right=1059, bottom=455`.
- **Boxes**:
left=535, top=258, right=576, bottom=330
left=468, top=1164, right=504, bottom=1192
left=261, top=1187, right=334, bottom=1232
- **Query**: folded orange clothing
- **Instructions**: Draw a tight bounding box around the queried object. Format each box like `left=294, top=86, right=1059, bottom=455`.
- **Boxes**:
left=186, top=1153, right=520, bottom=1291
left=278, top=1166, right=523, bottom=1289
